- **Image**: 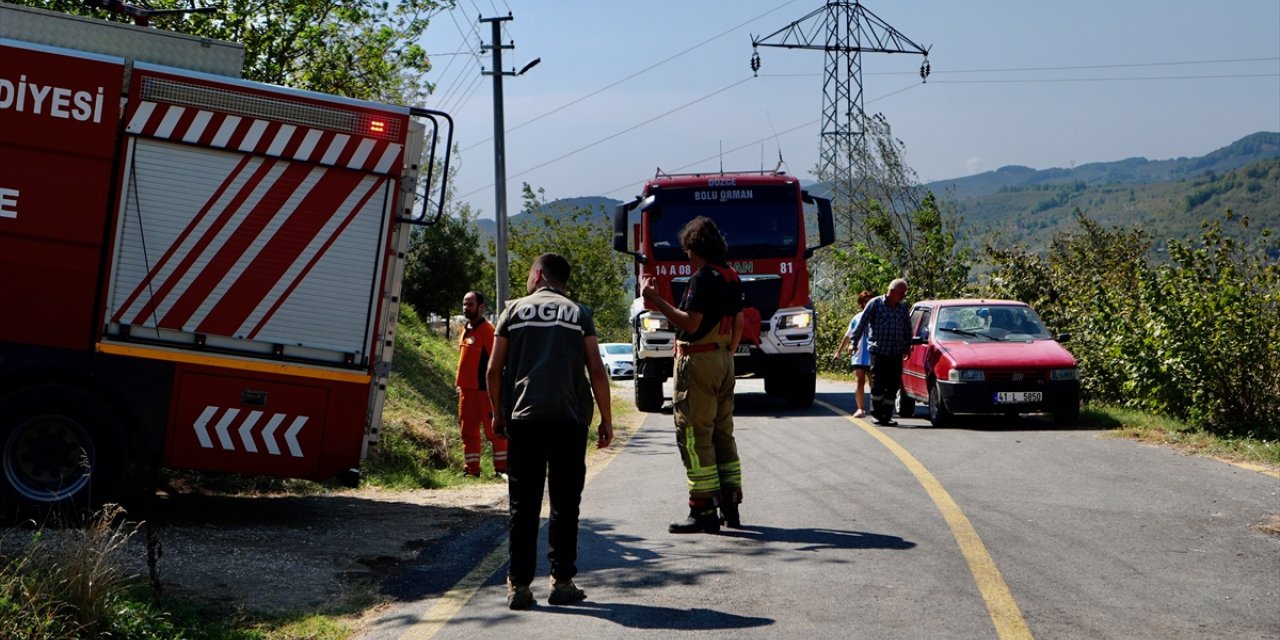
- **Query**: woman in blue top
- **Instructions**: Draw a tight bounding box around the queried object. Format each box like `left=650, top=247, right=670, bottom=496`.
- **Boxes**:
left=832, top=290, right=874, bottom=417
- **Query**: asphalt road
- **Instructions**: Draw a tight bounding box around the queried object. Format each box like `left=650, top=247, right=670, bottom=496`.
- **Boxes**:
left=361, top=378, right=1280, bottom=640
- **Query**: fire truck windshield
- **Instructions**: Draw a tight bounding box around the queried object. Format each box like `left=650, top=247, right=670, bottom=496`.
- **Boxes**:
left=647, top=185, right=801, bottom=261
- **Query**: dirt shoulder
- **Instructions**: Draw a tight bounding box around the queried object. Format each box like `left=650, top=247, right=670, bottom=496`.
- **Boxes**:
left=134, top=483, right=512, bottom=617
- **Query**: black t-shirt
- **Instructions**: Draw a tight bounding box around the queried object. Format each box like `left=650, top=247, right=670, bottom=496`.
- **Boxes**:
left=677, top=263, right=743, bottom=343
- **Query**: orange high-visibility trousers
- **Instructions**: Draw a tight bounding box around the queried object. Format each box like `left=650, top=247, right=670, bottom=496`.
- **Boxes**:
left=459, top=388, right=507, bottom=474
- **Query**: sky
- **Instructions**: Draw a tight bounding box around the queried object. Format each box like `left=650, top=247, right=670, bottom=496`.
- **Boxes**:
left=419, top=0, right=1280, bottom=219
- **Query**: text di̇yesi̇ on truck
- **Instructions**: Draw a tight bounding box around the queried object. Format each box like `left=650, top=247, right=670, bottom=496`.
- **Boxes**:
left=0, top=4, right=453, bottom=517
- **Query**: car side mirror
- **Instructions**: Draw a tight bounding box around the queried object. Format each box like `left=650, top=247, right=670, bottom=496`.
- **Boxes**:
left=1055, top=332, right=1071, bottom=343
left=911, top=336, right=926, bottom=345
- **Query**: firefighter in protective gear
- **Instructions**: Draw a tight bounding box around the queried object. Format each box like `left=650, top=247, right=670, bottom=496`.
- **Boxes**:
left=457, top=290, right=507, bottom=477
left=640, top=216, right=745, bottom=534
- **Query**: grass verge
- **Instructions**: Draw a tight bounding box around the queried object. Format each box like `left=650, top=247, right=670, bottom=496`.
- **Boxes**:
left=1082, top=405, right=1280, bottom=471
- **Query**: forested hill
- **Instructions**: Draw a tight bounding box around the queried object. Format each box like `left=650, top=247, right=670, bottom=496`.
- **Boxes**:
left=928, top=132, right=1279, bottom=200
left=474, top=196, right=621, bottom=239
left=924, top=132, right=1279, bottom=252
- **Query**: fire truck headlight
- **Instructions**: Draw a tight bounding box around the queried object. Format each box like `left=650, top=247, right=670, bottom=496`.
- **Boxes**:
left=777, top=311, right=813, bottom=329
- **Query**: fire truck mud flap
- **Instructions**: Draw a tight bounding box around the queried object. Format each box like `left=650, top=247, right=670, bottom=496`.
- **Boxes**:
left=0, top=384, right=128, bottom=519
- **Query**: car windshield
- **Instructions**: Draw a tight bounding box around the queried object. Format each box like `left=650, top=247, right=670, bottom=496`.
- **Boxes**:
left=647, top=184, right=800, bottom=261
left=602, top=344, right=631, bottom=356
left=935, top=305, right=1051, bottom=341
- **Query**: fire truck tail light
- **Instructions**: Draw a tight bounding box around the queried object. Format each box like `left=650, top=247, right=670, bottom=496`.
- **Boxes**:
left=370, top=119, right=386, bottom=134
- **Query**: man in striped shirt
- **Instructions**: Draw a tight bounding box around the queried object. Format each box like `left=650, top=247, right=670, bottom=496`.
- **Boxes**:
left=850, top=278, right=913, bottom=426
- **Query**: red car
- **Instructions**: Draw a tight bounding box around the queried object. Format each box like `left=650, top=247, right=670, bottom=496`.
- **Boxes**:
left=898, top=299, right=1080, bottom=426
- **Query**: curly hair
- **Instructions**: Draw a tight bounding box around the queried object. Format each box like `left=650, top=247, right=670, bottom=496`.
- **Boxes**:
left=856, top=289, right=874, bottom=309
left=678, top=216, right=728, bottom=263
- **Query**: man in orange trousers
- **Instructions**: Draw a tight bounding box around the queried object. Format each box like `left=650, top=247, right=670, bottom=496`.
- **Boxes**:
left=457, top=290, right=507, bottom=477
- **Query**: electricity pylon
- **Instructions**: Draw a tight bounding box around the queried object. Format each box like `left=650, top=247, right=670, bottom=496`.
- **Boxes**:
left=751, top=1, right=930, bottom=212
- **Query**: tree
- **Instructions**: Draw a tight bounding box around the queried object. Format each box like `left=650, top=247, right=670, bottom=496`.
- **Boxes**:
left=841, top=114, right=971, bottom=300
left=503, top=184, right=633, bottom=343
left=813, top=114, right=971, bottom=374
left=401, top=203, right=487, bottom=327
left=12, top=0, right=449, bottom=103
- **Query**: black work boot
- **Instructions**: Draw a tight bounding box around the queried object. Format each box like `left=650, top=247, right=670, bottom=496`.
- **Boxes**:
left=669, top=507, right=720, bottom=534
left=719, top=502, right=742, bottom=529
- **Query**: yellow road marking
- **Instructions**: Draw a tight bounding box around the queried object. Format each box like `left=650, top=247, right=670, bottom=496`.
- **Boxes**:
left=1220, top=459, right=1280, bottom=479
left=395, top=427, right=629, bottom=639
left=814, top=399, right=1035, bottom=640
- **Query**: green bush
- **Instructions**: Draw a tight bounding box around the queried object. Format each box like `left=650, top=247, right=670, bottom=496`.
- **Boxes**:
left=981, top=211, right=1279, bottom=439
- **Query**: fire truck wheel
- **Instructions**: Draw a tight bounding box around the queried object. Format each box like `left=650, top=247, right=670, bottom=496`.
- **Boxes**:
left=783, top=375, right=816, bottom=407
left=635, top=376, right=665, bottom=412
left=0, top=384, right=128, bottom=520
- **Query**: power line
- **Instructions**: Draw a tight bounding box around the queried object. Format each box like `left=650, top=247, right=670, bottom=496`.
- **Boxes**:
left=601, top=82, right=924, bottom=198
left=460, top=79, right=921, bottom=203
left=459, top=0, right=803, bottom=152
left=931, top=73, right=1279, bottom=84
left=434, top=47, right=481, bottom=111
left=423, top=51, right=478, bottom=57
left=446, top=66, right=489, bottom=115
left=433, top=6, right=485, bottom=108
left=440, top=65, right=487, bottom=114
left=922, top=56, right=1280, bottom=75
left=764, top=56, right=1280, bottom=78
left=457, top=75, right=757, bottom=201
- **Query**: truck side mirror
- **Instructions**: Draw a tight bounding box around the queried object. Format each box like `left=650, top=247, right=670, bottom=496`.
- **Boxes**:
left=1055, top=332, right=1071, bottom=343
left=801, top=191, right=835, bottom=258
left=612, top=199, right=645, bottom=263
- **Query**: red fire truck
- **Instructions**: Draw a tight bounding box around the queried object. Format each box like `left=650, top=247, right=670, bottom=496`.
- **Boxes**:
left=612, top=170, right=834, bottom=411
left=0, top=5, right=452, bottom=516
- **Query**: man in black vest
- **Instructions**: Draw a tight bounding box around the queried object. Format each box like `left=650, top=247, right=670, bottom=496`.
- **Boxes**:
left=487, top=253, right=615, bottom=609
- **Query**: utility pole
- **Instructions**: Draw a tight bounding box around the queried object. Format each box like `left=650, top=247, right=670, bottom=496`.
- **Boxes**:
left=481, top=14, right=514, bottom=310
left=480, top=14, right=539, bottom=310
left=751, top=1, right=930, bottom=216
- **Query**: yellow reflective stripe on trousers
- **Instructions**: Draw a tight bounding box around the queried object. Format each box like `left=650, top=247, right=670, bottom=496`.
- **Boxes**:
left=716, top=459, right=742, bottom=487
left=686, top=464, right=719, bottom=493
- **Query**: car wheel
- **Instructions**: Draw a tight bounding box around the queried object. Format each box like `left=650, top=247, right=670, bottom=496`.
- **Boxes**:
left=0, top=384, right=128, bottom=520
left=897, top=391, right=916, bottom=418
left=927, top=380, right=953, bottom=427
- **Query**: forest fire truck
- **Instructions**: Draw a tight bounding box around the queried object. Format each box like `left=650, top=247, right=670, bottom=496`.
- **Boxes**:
left=613, top=170, right=834, bottom=411
left=0, top=5, right=452, bottom=516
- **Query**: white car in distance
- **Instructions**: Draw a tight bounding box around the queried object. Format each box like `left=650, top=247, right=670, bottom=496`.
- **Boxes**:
left=598, top=342, right=635, bottom=379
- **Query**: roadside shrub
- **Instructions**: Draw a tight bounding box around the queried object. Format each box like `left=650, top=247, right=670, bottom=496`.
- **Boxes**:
left=981, top=211, right=1279, bottom=439
left=1131, top=214, right=1278, bottom=437
left=0, top=506, right=180, bottom=640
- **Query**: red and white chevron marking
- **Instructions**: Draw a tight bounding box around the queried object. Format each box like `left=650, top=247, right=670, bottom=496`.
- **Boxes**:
left=193, top=406, right=308, bottom=457
left=126, top=101, right=403, bottom=174
left=111, top=152, right=388, bottom=337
